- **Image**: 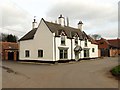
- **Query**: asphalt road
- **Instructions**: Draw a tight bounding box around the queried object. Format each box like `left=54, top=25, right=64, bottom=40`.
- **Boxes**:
left=2, top=57, right=119, bottom=88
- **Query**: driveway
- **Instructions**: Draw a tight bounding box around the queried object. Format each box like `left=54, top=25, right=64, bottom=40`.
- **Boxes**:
left=2, top=57, right=119, bottom=88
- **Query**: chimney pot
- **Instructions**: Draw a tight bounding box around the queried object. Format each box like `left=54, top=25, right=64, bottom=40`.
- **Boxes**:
left=78, top=21, right=83, bottom=31
left=58, top=14, right=65, bottom=27
left=32, top=16, right=37, bottom=29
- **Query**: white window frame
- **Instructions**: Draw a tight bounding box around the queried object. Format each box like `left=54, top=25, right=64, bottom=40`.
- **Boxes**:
left=38, top=50, right=43, bottom=58
left=60, top=31, right=66, bottom=45
left=59, top=49, right=68, bottom=59
left=25, top=50, right=30, bottom=57
left=85, top=39, right=87, bottom=47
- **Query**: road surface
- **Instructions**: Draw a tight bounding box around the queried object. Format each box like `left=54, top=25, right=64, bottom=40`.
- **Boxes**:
left=2, top=57, right=119, bottom=88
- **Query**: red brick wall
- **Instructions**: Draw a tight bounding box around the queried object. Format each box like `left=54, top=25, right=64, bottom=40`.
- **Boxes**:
left=97, top=39, right=109, bottom=49
left=0, top=42, right=19, bottom=61
left=110, top=49, right=120, bottom=57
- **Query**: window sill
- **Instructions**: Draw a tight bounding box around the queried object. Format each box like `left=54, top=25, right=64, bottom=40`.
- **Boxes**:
left=61, top=44, right=66, bottom=46
left=59, top=59, right=68, bottom=60
left=38, top=57, right=43, bottom=58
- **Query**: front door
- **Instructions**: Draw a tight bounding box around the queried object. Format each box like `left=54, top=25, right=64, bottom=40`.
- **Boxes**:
left=75, top=52, right=79, bottom=61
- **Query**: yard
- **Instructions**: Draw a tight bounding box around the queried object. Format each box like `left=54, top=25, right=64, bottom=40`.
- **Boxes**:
left=2, top=56, right=119, bottom=88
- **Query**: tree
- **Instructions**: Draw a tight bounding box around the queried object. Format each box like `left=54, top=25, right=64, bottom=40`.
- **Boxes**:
left=0, top=33, right=8, bottom=42
left=0, top=33, right=18, bottom=42
left=7, top=34, right=17, bottom=42
left=90, top=34, right=101, bottom=40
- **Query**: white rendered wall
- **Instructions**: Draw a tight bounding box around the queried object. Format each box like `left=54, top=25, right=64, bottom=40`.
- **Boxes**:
left=81, top=40, right=98, bottom=58
left=19, top=19, right=54, bottom=61
left=55, top=37, right=71, bottom=61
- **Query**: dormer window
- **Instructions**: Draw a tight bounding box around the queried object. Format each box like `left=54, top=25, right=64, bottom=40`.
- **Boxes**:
left=75, top=36, right=78, bottom=45
left=61, top=35, right=65, bottom=45
left=61, top=31, right=66, bottom=45
left=74, top=33, right=79, bottom=45
left=85, top=39, right=87, bottom=47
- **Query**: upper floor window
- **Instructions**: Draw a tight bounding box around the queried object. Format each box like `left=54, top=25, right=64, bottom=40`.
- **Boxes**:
left=38, top=50, right=43, bottom=57
left=75, top=36, right=78, bottom=45
left=61, top=31, right=66, bottom=45
left=85, top=39, right=87, bottom=47
left=61, top=35, right=65, bottom=45
left=25, top=50, right=30, bottom=57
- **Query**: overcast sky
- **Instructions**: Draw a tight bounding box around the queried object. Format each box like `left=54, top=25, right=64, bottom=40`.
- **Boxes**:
left=0, top=0, right=119, bottom=39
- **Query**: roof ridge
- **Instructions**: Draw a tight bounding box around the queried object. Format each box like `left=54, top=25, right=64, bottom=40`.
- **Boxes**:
left=45, top=20, right=80, bottom=31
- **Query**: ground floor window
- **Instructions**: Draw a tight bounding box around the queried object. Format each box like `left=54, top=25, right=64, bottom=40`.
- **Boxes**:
left=25, top=50, right=30, bottom=57
left=59, top=49, right=68, bottom=59
left=92, top=48, right=95, bottom=53
left=84, top=49, right=89, bottom=58
left=38, top=50, right=43, bottom=57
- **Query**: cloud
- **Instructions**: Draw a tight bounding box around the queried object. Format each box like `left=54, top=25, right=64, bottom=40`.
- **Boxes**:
left=0, top=0, right=118, bottom=39
left=46, top=0, right=118, bottom=38
left=1, top=0, right=33, bottom=38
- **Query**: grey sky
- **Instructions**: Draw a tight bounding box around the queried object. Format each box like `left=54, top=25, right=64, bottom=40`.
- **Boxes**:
left=1, top=0, right=119, bottom=39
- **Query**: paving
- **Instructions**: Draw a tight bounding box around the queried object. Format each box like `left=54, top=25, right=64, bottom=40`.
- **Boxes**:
left=1, top=57, right=119, bottom=88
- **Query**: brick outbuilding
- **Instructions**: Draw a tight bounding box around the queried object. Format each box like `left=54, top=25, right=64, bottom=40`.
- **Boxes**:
left=0, top=42, right=19, bottom=61
left=96, top=38, right=120, bottom=57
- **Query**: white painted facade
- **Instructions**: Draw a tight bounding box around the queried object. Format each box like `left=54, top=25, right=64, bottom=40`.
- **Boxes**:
left=19, top=20, right=54, bottom=61
left=19, top=17, right=98, bottom=62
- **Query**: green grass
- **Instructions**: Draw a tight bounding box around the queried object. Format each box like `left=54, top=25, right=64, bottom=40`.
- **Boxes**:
left=111, top=65, right=120, bottom=77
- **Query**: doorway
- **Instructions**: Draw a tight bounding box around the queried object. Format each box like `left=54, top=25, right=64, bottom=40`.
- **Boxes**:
left=8, top=52, right=14, bottom=60
left=75, top=52, right=79, bottom=61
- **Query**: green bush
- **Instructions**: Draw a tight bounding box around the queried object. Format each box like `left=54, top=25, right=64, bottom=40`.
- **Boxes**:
left=111, top=65, right=120, bottom=76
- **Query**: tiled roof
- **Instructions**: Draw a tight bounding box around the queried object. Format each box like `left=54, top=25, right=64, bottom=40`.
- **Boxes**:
left=96, top=38, right=120, bottom=48
left=19, top=19, right=96, bottom=44
left=45, top=21, right=84, bottom=39
left=18, top=28, right=37, bottom=41
left=108, top=39, right=120, bottom=48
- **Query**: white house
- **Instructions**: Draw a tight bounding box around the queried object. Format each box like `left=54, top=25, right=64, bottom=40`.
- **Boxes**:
left=19, top=15, right=98, bottom=62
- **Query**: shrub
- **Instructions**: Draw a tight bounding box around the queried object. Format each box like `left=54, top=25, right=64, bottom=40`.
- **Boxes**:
left=111, top=65, right=120, bottom=76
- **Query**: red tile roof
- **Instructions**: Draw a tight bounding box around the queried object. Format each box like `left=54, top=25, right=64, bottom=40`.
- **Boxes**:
left=96, top=38, right=120, bottom=49
left=107, top=39, right=120, bottom=48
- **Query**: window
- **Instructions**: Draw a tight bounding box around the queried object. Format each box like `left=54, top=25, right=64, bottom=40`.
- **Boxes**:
left=61, top=35, right=65, bottom=45
left=85, top=39, right=87, bottom=47
left=84, top=49, right=89, bottom=58
left=59, top=49, right=68, bottom=59
left=25, top=50, right=29, bottom=57
left=38, top=50, right=43, bottom=57
left=92, top=48, right=95, bottom=53
left=100, top=42, right=104, bottom=44
left=75, top=36, right=78, bottom=45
